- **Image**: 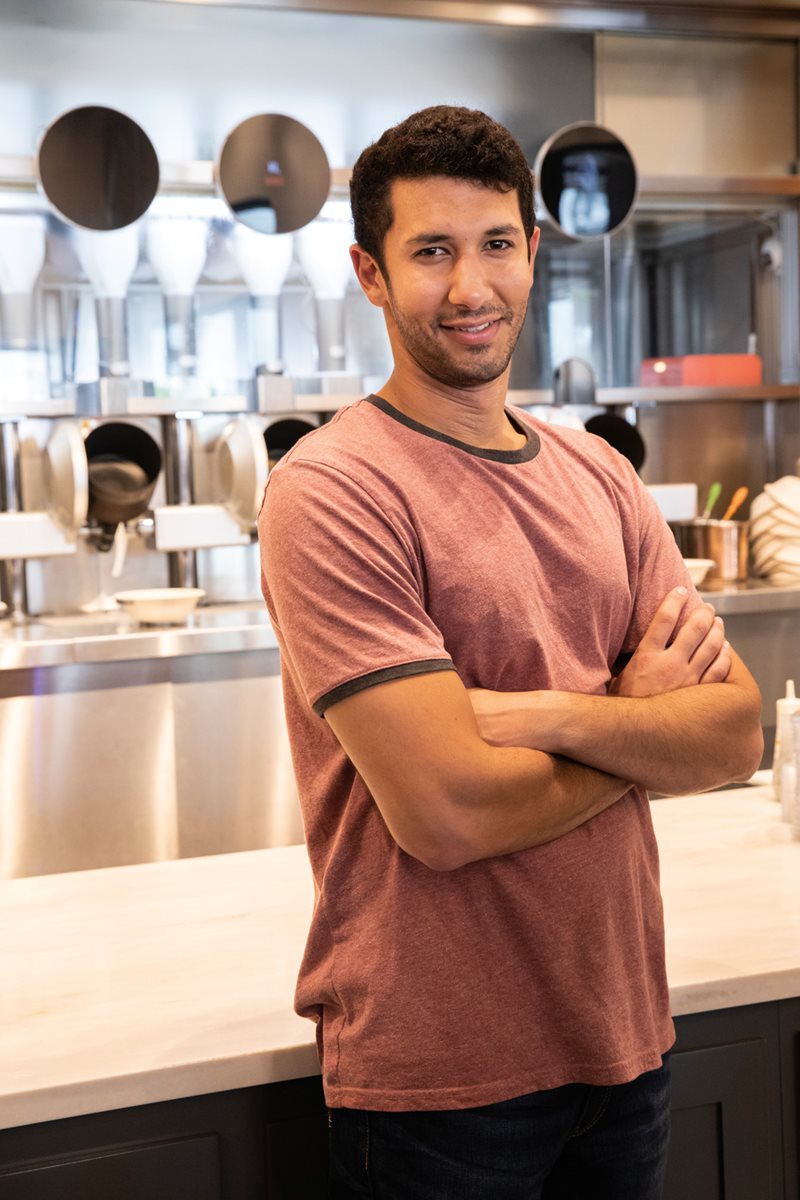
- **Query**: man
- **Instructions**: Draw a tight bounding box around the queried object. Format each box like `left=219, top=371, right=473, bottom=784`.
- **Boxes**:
left=258, top=106, right=762, bottom=1199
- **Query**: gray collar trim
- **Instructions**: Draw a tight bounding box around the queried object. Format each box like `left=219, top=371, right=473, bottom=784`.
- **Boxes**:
left=366, top=394, right=540, bottom=464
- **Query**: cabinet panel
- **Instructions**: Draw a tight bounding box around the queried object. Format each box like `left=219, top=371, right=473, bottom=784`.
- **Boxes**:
left=666, top=1005, right=783, bottom=1200
left=266, top=1113, right=328, bottom=1199
left=264, top=1077, right=328, bottom=1200
left=0, top=1135, right=220, bottom=1200
left=779, top=998, right=800, bottom=1200
left=668, top=1102, right=722, bottom=1197
left=0, top=1088, right=267, bottom=1200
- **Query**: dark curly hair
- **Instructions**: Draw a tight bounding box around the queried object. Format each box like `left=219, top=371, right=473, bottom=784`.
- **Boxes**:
left=350, top=105, right=535, bottom=274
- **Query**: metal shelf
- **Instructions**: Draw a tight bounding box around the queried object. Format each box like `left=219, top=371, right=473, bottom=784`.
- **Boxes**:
left=2, top=156, right=800, bottom=204
left=508, top=385, right=800, bottom=409
left=596, top=384, right=800, bottom=406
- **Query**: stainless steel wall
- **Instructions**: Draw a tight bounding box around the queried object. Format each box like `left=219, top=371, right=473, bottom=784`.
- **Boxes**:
left=0, top=2, right=595, bottom=168
left=0, top=647, right=302, bottom=879
left=637, top=399, right=799, bottom=512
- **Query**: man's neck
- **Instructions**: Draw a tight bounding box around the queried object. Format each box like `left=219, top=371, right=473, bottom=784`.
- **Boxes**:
left=377, top=371, right=525, bottom=452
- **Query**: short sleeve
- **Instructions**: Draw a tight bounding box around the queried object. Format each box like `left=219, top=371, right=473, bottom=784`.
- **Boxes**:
left=258, top=458, right=455, bottom=716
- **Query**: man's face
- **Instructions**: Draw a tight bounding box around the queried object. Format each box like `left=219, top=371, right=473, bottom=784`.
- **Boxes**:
left=363, top=176, right=538, bottom=390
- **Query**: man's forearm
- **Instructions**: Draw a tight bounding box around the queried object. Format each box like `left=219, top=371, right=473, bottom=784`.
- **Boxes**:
left=472, top=677, right=763, bottom=796
left=437, top=745, right=633, bottom=867
left=326, top=668, right=637, bottom=870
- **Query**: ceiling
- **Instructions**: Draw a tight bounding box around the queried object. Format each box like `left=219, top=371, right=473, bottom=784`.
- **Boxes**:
left=5, top=0, right=800, bottom=38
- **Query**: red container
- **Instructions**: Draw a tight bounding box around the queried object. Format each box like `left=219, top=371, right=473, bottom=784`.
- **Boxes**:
left=639, top=354, right=763, bottom=387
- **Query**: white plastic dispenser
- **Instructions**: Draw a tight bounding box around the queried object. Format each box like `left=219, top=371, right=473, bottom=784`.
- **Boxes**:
left=72, top=225, right=140, bottom=377
left=145, top=200, right=209, bottom=377
left=294, top=204, right=355, bottom=373
left=230, top=224, right=293, bottom=375
left=0, top=214, right=46, bottom=349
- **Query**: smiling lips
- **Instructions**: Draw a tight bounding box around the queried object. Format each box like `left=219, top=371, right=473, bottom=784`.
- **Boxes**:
left=438, top=314, right=506, bottom=345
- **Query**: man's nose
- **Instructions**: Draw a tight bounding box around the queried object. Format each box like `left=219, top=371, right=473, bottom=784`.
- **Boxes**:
left=447, top=253, right=492, bottom=310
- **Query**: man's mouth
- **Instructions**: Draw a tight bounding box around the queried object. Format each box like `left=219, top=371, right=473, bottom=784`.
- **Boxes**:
left=440, top=313, right=504, bottom=329
left=443, top=320, right=494, bottom=333
left=438, top=316, right=504, bottom=344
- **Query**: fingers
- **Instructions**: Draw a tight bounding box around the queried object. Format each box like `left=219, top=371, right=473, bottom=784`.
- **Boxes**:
left=670, top=601, right=717, bottom=660
left=687, top=614, right=726, bottom=677
left=638, top=587, right=690, bottom=652
left=700, top=642, right=733, bottom=685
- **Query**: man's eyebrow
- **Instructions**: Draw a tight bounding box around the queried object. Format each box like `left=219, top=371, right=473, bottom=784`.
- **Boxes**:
left=404, top=224, right=522, bottom=247
left=484, top=224, right=522, bottom=238
left=404, top=232, right=451, bottom=247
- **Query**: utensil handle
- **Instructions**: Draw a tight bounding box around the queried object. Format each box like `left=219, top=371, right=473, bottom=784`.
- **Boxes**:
left=702, top=481, right=722, bottom=519
left=722, top=486, right=749, bottom=521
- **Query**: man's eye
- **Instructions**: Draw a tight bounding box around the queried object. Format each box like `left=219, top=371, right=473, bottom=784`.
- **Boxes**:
left=486, top=240, right=512, bottom=251
left=415, top=246, right=447, bottom=258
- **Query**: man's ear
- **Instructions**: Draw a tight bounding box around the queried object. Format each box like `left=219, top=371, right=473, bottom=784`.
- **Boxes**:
left=528, top=226, right=541, bottom=285
left=529, top=225, right=541, bottom=260
left=350, top=244, right=389, bottom=309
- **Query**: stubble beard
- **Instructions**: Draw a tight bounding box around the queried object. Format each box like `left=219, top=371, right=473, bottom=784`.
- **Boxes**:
left=386, top=287, right=528, bottom=390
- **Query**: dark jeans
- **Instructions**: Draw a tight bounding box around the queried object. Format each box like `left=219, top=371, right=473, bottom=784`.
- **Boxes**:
left=329, top=1056, right=671, bottom=1200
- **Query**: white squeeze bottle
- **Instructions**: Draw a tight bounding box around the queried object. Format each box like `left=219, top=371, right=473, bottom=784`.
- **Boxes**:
left=772, top=680, right=799, bottom=805
left=791, top=710, right=800, bottom=839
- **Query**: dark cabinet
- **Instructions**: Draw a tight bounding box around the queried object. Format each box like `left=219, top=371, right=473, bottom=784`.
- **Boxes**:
left=780, top=998, right=800, bottom=1199
left=0, top=1078, right=327, bottom=1200
left=0, top=1135, right=221, bottom=1200
left=665, top=1004, right=784, bottom=1200
left=264, top=1077, right=328, bottom=1199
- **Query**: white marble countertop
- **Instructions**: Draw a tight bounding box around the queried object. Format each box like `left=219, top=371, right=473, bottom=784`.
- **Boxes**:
left=654, top=779, right=800, bottom=1015
left=1, top=779, right=799, bottom=1131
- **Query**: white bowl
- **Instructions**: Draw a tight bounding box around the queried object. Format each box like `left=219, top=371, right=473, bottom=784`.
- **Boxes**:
left=527, top=405, right=586, bottom=431
left=765, top=519, right=800, bottom=539
left=764, top=476, right=800, bottom=518
left=749, top=527, right=777, bottom=550
left=770, top=504, right=800, bottom=531
left=773, top=544, right=800, bottom=568
left=750, top=534, right=782, bottom=568
left=749, top=491, right=775, bottom=521
left=765, top=569, right=800, bottom=586
left=755, top=558, right=781, bottom=579
left=683, top=558, right=716, bottom=585
left=114, top=588, right=205, bottom=625
left=748, top=511, right=777, bottom=539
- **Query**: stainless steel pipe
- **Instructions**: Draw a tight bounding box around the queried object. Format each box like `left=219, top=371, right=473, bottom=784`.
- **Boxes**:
left=0, top=419, right=28, bottom=620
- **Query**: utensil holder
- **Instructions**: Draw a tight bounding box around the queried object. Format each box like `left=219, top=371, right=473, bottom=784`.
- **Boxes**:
left=670, top=518, right=749, bottom=582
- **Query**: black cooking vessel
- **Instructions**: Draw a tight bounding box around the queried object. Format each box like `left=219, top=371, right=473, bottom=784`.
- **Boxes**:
left=85, top=422, right=162, bottom=550
left=584, top=412, right=647, bottom=474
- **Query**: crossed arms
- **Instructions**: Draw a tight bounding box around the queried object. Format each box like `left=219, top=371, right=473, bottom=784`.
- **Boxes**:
left=325, top=587, right=763, bottom=872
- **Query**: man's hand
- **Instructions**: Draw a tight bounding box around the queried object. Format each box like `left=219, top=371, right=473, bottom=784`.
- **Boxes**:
left=466, top=584, right=761, bottom=795
left=609, top=586, right=730, bottom=698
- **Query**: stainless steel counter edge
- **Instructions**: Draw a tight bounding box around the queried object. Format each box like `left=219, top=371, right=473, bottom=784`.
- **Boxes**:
left=0, top=606, right=280, bottom=670
left=698, top=581, right=800, bottom=614
left=0, top=583, right=797, bottom=670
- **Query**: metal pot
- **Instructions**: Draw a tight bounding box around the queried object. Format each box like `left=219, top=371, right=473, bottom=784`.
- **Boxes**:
left=85, top=423, right=162, bottom=551
left=670, top=518, right=749, bottom=582
left=585, top=411, right=646, bottom=473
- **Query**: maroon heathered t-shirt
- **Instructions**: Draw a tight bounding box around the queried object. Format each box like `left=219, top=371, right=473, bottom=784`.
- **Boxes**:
left=258, top=395, right=700, bottom=1112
